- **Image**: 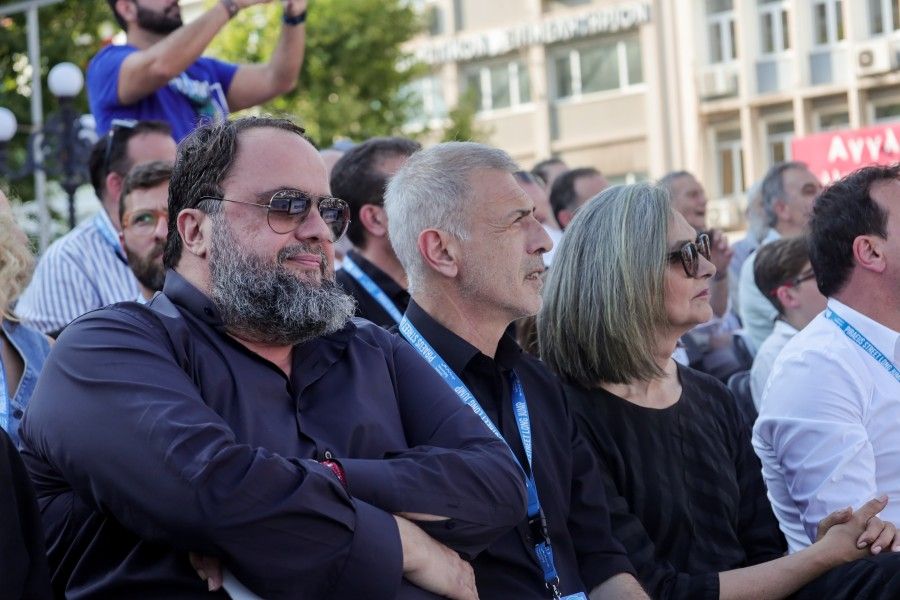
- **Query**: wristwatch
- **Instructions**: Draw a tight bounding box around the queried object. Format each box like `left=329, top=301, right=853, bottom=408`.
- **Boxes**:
left=283, top=9, right=307, bottom=26
left=221, top=0, right=239, bottom=19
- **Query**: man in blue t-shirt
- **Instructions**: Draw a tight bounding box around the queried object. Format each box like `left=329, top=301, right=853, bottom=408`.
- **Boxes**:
left=90, top=0, right=308, bottom=141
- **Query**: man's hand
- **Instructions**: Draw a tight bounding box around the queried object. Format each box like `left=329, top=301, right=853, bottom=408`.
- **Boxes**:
left=708, top=229, right=733, bottom=274
left=189, top=552, right=223, bottom=592
left=817, top=496, right=900, bottom=562
left=395, top=515, right=478, bottom=600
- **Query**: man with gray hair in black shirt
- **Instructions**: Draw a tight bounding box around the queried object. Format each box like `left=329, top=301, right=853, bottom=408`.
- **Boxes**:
left=385, top=141, right=647, bottom=599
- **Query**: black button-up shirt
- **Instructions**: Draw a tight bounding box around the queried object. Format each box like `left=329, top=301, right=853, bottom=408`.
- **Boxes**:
left=400, top=301, right=635, bottom=599
left=20, top=271, right=526, bottom=599
left=337, top=250, right=410, bottom=328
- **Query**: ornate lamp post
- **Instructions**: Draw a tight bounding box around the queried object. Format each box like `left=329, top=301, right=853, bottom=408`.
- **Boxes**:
left=0, top=62, right=95, bottom=229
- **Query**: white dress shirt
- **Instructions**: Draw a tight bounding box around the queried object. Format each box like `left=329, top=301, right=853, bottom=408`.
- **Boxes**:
left=752, top=298, right=900, bottom=553
left=749, top=319, right=798, bottom=410
left=738, top=229, right=781, bottom=354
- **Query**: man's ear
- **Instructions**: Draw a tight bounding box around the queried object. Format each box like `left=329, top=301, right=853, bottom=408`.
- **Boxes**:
left=853, top=234, right=888, bottom=274
left=772, top=198, right=790, bottom=223
left=417, top=229, right=459, bottom=279
left=775, top=285, right=799, bottom=311
left=358, top=204, right=388, bottom=238
left=556, top=209, right=573, bottom=229
left=178, top=209, right=210, bottom=259
left=114, top=0, right=136, bottom=23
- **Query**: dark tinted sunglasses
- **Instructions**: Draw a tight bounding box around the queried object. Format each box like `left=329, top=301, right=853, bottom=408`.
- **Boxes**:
left=668, top=233, right=711, bottom=278
left=102, top=118, right=138, bottom=174
left=200, top=190, right=351, bottom=242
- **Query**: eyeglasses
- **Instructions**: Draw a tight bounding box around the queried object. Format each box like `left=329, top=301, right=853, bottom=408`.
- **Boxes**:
left=787, top=269, right=816, bottom=288
left=200, top=190, right=351, bottom=242
left=102, top=119, right=138, bottom=174
left=667, top=233, right=711, bottom=278
left=122, top=208, right=168, bottom=235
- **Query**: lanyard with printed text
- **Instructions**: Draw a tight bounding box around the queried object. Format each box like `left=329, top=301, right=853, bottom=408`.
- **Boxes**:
left=825, top=308, right=900, bottom=382
left=340, top=255, right=403, bottom=325
left=399, top=316, right=583, bottom=600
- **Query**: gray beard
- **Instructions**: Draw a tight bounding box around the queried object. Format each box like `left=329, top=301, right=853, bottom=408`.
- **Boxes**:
left=208, top=216, right=356, bottom=346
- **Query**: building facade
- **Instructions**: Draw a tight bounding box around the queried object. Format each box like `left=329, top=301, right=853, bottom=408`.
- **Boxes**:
left=406, top=0, right=900, bottom=229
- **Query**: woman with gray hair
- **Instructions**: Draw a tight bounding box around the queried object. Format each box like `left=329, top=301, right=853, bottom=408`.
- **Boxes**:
left=538, top=183, right=900, bottom=599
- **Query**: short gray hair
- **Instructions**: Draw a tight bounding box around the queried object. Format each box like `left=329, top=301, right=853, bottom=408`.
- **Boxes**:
left=657, top=170, right=694, bottom=194
left=385, top=141, right=518, bottom=293
left=761, top=161, right=808, bottom=228
left=538, top=183, right=670, bottom=386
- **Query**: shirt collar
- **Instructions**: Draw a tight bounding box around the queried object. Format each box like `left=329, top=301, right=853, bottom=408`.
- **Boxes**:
left=827, top=298, right=900, bottom=363
left=162, top=269, right=225, bottom=329
left=93, top=208, right=127, bottom=260
left=403, top=299, right=523, bottom=373
left=346, top=250, right=407, bottom=300
left=762, top=228, right=781, bottom=244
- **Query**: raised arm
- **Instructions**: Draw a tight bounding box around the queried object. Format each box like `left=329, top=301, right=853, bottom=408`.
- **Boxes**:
left=116, top=0, right=273, bottom=105
left=225, top=0, right=308, bottom=111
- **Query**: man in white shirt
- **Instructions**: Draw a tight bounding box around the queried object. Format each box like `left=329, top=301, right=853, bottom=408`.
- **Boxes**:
left=738, top=162, right=822, bottom=353
left=748, top=236, right=826, bottom=408
left=753, top=164, right=900, bottom=554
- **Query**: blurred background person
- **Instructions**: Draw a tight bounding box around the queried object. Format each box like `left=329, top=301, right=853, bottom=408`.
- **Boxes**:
left=738, top=162, right=822, bottom=353
left=549, top=167, right=609, bottom=229
left=0, top=189, right=51, bottom=447
left=332, top=137, right=420, bottom=328
left=16, top=120, right=176, bottom=336
left=729, top=181, right=768, bottom=316
left=531, top=156, right=568, bottom=190
left=118, top=161, right=172, bottom=302
left=514, top=170, right=560, bottom=267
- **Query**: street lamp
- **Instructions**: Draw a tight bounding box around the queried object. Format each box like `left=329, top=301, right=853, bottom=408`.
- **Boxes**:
left=0, top=61, right=95, bottom=229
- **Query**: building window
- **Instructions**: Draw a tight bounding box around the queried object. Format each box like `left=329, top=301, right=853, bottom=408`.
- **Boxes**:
left=759, top=0, right=790, bottom=54
left=869, top=0, right=900, bottom=34
left=874, top=102, right=900, bottom=122
left=553, top=35, right=643, bottom=100
left=816, top=110, right=850, bottom=131
left=462, top=59, right=530, bottom=113
left=766, top=120, right=794, bottom=165
left=813, top=0, right=845, bottom=46
left=715, top=129, right=745, bottom=197
left=707, top=0, right=737, bottom=64
left=405, top=75, right=447, bottom=126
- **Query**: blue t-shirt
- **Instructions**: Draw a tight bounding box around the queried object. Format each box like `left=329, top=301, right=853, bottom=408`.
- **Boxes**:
left=87, top=44, right=238, bottom=142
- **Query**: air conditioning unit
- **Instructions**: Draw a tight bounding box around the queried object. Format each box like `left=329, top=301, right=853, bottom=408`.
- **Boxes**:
left=856, top=42, right=895, bottom=77
left=699, top=67, right=739, bottom=99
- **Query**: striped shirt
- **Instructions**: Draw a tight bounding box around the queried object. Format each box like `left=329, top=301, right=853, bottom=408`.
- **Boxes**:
left=17, top=210, right=139, bottom=334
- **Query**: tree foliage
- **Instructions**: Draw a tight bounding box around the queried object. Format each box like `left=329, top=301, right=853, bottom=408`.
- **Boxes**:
left=209, top=0, right=425, bottom=147
left=0, top=2, right=114, bottom=203
left=440, top=88, right=490, bottom=143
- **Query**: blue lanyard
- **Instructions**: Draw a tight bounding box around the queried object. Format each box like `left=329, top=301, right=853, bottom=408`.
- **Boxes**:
left=399, top=316, right=572, bottom=599
left=826, top=308, right=900, bottom=382
left=0, top=351, right=8, bottom=435
left=95, top=211, right=128, bottom=263
left=341, top=255, right=403, bottom=325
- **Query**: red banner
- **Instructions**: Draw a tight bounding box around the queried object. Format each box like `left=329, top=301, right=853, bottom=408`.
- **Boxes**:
left=791, top=123, right=900, bottom=185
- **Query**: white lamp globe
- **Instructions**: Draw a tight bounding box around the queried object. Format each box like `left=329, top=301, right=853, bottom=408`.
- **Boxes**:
left=48, top=62, right=84, bottom=98
left=0, top=108, right=17, bottom=142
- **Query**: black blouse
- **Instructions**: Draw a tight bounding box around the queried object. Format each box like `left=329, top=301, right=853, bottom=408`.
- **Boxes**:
left=566, top=364, right=786, bottom=599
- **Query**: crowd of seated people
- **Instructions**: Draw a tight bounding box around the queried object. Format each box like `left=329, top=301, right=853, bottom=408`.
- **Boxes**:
left=4, top=1, right=900, bottom=598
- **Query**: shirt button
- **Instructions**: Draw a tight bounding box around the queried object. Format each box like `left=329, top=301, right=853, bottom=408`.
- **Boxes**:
left=203, top=307, right=213, bottom=317
left=12, top=409, right=23, bottom=418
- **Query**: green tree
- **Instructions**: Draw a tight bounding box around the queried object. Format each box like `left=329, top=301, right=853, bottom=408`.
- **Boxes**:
left=209, top=0, right=425, bottom=147
left=440, top=88, right=490, bottom=143
left=0, top=3, right=113, bottom=204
